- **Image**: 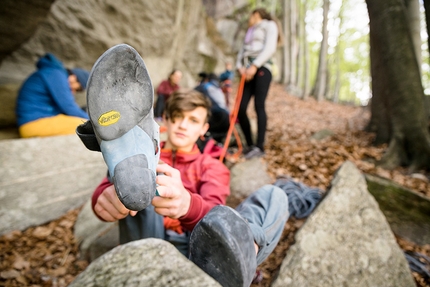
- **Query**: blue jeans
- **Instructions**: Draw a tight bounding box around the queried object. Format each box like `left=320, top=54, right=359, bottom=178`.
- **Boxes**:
left=119, top=184, right=289, bottom=264
left=236, top=184, right=289, bottom=265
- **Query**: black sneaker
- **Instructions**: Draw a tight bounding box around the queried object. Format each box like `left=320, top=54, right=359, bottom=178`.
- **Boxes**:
left=86, top=44, right=160, bottom=211
left=189, top=205, right=257, bottom=287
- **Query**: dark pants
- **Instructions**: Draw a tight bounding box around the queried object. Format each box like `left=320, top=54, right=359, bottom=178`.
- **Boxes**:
left=238, top=67, right=272, bottom=151
left=154, top=94, right=166, bottom=118
left=209, top=107, right=230, bottom=142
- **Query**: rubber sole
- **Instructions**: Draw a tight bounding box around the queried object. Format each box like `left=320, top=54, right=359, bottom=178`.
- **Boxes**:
left=189, top=206, right=257, bottom=287
left=87, top=44, right=159, bottom=211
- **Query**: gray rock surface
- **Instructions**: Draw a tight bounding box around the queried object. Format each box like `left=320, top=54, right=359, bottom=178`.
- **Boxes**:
left=69, top=238, right=221, bottom=287
left=0, top=135, right=106, bottom=236
left=229, top=157, right=273, bottom=199
left=0, top=0, right=229, bottom=87
left=271, top=161, right=415, bottom=287
left=1, top=0, right=55, bottom=63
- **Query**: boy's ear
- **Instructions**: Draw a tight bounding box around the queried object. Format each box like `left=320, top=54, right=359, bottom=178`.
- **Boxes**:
left=201, top=122, right=209, bottom=136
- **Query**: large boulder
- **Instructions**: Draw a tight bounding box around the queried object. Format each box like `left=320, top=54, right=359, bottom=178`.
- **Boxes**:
left=69, top=238, right=221, bottom=287
left=0, top=135, right=106, bottom=236
left=272, top=161, right=415, bottom=287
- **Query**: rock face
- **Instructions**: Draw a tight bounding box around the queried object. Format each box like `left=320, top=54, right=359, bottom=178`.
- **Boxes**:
left=0, top=0, right=219, bottom=86
left=1, top=0, right=55, bottom=63
left=68, top=238, right=221, bottom=287
left=0, top=135, right=106, bottom=236
left=271, top=161, right=415, bottom=287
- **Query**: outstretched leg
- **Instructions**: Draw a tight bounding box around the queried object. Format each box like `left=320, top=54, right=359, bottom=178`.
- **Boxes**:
left=189, top=185, right=289, bottom=286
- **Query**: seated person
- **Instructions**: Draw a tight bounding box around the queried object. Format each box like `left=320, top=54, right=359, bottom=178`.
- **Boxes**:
left=15, top=53, right=89, bottom=138
left=77, top=44, right=290, bottom=286
left=195, top=72, right=230, bottom=143
left=154, top=69, right=182, bottom=120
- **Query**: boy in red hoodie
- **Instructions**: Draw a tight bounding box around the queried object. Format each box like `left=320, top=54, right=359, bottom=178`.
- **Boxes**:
left=91, top=90, right=230, bottom=254
left=78, top=44, right=289, bottom=287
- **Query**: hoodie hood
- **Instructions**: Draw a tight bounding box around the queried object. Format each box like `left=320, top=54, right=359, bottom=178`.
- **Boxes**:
left=36, top=53, right=66, bottom=72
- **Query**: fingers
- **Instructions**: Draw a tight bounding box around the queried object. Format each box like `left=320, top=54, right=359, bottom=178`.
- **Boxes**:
left=156, top=163, right=180, bottom=178
left=94, top=185, right=133, bottom=221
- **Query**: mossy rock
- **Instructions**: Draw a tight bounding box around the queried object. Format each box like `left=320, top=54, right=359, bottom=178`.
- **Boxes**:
left=365, top=173, right=430, bottom=245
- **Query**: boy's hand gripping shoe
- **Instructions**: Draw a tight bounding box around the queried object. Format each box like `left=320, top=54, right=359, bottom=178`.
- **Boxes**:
left=86, top=44, right=160, bottom=211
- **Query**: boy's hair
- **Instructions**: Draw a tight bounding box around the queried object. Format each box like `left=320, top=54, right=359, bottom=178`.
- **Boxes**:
left=164, top=90, right=212, bottom=123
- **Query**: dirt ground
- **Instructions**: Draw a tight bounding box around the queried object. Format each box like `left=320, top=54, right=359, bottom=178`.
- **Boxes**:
left=1, top=83, right=429, bottom=286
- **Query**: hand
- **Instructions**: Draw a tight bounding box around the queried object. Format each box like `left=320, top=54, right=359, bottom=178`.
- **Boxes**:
left=93, top=184, right=137, bottom=221
left=152, top=163, right=191, bottom=219
left=245, top=65, right=257, bottom=81
left=238, top=67, right=246, bottom=76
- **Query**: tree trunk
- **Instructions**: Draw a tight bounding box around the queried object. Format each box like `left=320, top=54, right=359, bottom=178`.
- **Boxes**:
left=302, top=0, right=310, bottom=100
left=296, top=0, right=304, bottom=97
left=424, top=0, right=430, bottom=67
left=366, top=0, right=430, bottom=171
left=282, top=0, right=291, bottom=85
left=312, top=0, right=330, bottom=102
left=404, top=0, right=422, bottom=75
left=332, top=1, right=346, bottom=103
left=288, top=0, right=298, bottom=87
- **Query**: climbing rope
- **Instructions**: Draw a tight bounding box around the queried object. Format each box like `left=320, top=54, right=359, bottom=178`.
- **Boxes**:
left=404, top=251, right=430, bottom=280
left=273, top=176, right=323, bottom=219
left=219, top=74, right=245, bottom=162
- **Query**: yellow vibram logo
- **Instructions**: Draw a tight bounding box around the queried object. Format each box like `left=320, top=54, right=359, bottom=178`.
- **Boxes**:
left=98, top=110, right=121, bottom=126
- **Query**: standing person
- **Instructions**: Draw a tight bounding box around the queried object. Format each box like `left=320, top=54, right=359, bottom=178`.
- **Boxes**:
left=154, top=69, right=182, bottom=121
left=16, top=53, right=89, bottom=138
left=77, top=44, right=289, bottom=287
left=236, top=8, right=280, bottom=159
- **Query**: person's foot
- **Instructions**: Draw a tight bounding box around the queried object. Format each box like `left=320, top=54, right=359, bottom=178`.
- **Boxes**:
left=189, top=205, right=257, bottom=287
left=85, top=44, right=160, bottom=211
left=244, top=146, right=264, bottom=159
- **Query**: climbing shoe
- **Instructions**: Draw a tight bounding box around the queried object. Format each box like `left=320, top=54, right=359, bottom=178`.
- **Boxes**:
left=189, top=205, right=257, bottom=287
left=85, top=43, right=160, bottom=211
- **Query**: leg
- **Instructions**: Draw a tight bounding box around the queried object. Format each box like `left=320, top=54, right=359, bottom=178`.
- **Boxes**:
left=238, top=81, right=254, bottom=147
left=252, top=67, right=272, bottom=151
left=154, top=94, right=165, bottom=118
left=235, top=184, right=289, bottom=265
left=119, top=204, right=165, bottom=244
left=19, top=114, right=87, bottom=138
left=189, top=205, right=257, bottom=287
left=189, top=186, right=289, bottom=286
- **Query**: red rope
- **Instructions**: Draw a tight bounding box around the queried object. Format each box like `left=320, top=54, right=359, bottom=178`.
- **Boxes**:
left=219, top=74, right=246, bottom=162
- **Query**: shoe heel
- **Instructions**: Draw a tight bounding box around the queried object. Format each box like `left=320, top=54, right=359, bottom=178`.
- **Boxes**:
left=113, top=154, right=156, bottom=211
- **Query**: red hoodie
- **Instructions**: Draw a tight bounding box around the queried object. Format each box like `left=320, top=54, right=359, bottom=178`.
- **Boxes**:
left=92, top=143, right=230, bottom=232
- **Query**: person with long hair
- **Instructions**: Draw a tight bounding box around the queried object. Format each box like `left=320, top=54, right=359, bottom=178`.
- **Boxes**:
left=236, top=8, right=280, bottom=159
left=154, top=69, right=182, bottom=120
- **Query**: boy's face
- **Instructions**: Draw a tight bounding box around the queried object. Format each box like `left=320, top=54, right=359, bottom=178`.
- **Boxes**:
left=164, top=107, right=209, bottom=152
